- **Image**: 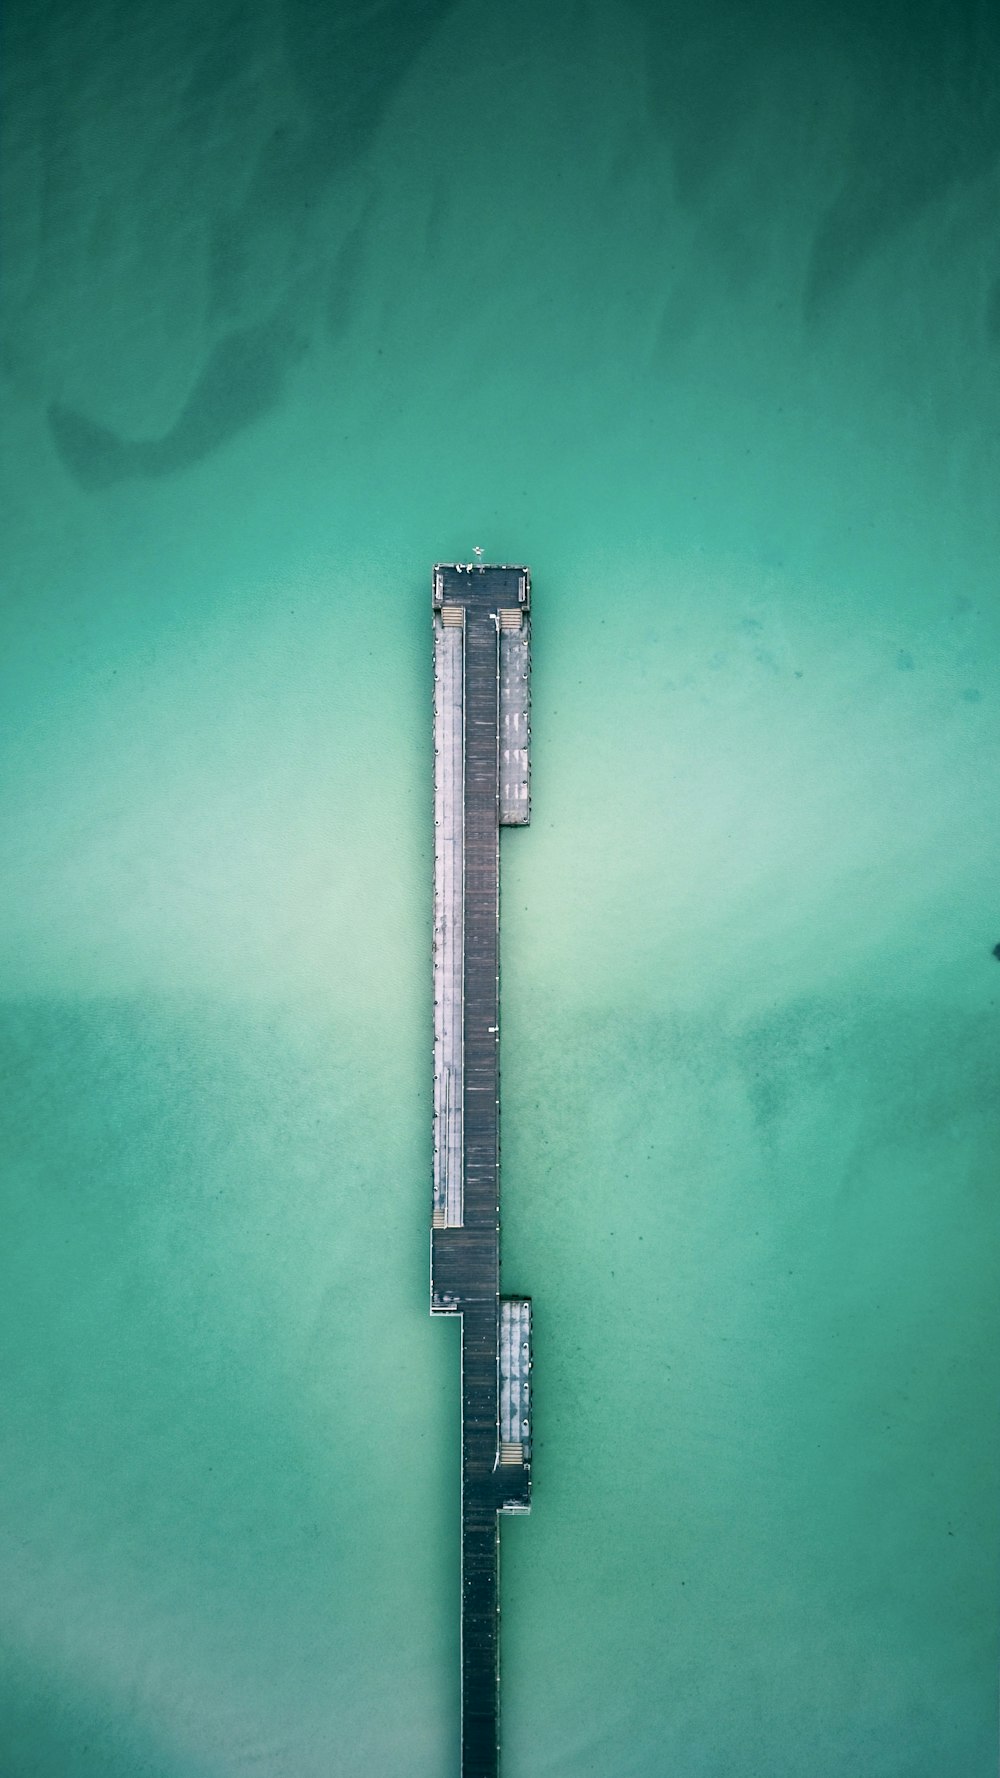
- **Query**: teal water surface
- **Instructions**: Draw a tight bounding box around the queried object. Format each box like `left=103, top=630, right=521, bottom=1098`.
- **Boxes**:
left=2, top=1, right=999, bottom=1772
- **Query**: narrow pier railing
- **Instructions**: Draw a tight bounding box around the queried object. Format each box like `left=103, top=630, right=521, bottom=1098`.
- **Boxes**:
left=430, top=562, right=533, bottom=1777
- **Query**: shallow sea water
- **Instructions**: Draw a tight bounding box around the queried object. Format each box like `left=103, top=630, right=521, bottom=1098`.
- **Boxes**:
left=2, top=1, right=999, bottom=1772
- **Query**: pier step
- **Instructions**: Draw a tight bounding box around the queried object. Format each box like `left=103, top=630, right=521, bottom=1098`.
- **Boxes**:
left=440, top=604, right=465, bottom=627
left=498, top=607, right=522, bottom=630
left=499, top=1441, right=524, bottom=1465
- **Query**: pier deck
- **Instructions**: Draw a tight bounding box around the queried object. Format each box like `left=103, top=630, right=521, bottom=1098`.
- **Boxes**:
left=431, top=562, right=532, bottom=1777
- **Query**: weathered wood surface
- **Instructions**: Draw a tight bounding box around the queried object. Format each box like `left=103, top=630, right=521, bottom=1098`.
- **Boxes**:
left=430, top=564, right=532, bottom=1777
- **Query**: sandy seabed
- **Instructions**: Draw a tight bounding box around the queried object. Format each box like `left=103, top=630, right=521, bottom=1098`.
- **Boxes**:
left=2, top=1, right=999, bottom=1772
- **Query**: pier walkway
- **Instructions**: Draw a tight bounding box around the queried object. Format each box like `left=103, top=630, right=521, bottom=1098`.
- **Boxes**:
left=431, top=562, right=533, bottom=1778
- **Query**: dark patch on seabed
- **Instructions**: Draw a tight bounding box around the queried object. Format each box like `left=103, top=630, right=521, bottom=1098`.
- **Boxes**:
left=985, top=276, right=1000, bottom=345
left=233, top=0, right=460, bottom=227
left=631, top=0, right=1000, bottom=321
left=48, top=310, right=309, bottom=489
left=42, top=0, right=460, bottom=489
left=324, top=183, right=381, bottom=342
left=801, top=0, right=1000, bottom=321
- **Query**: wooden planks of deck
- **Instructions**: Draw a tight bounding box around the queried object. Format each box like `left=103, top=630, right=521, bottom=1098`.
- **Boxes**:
left=430, top=563, right=533, bottom=1777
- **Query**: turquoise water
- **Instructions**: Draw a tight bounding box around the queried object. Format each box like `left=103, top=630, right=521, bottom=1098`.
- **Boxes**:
left=2, top=1, right=999, bottom=1771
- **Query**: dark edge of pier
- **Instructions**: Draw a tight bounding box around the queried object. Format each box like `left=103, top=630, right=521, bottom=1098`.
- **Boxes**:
left=430, top=562, right=533, bottom=1778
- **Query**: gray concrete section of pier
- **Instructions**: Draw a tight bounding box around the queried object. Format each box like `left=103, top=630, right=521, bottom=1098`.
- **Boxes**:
left=500, top=621, right=530, bottom=825
left=499, top=1297, right=532, bottom=1483
left=433, top=608, right=465, bottom=1229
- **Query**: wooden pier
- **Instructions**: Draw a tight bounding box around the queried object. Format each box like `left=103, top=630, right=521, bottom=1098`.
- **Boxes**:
left=431, top=562, right=533, bottom=1777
